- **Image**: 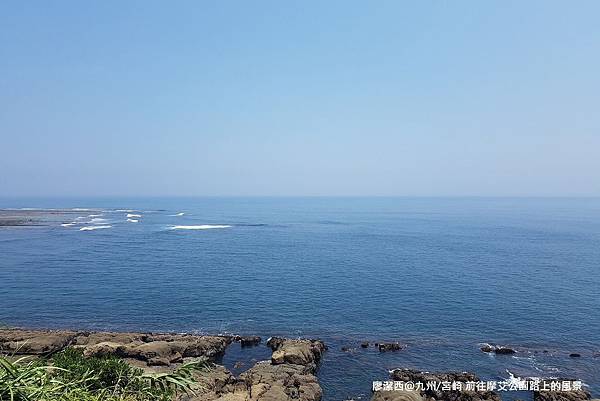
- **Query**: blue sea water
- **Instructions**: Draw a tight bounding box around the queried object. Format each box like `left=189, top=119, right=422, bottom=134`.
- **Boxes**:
left=1, top=197, right=599, bottom=399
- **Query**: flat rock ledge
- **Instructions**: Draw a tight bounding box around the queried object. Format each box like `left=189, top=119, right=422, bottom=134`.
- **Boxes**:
left=0, top=328, right=232, bottom=366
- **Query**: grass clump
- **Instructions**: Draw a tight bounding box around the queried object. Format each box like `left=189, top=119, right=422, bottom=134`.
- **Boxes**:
left=0, top=348, right=211, bottom=401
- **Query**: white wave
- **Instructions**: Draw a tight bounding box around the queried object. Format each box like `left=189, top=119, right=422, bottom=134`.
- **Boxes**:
left=79, top=225, right=112, bottom=231
left=61, top=223, right=76, bottom=227
left=127, top=219, right=139, bottom=223
left=126, top=213, right=142, bottom=218
left=171, top=212, right=185, bottom=216
left=170, top=225, right=231, bottom=230
left=90, top=218, right=107, bottom=223
left=115, top=209, right=134, bottom=212
left=88, top=214, right=103, bottom=217
left=72, top=208, right=93, bottom=211
left=505, top=370, right=529, bottom=387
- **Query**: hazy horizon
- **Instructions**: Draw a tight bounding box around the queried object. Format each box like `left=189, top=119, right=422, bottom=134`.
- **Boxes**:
left=2, top=1, right=599, bottom=197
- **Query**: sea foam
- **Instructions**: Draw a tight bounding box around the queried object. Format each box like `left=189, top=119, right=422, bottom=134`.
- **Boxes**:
left=79, top=225, right=112, bottom=231
left=127, top=213, right=142, bottom=218
left=171, top=225, right=231, bottom=230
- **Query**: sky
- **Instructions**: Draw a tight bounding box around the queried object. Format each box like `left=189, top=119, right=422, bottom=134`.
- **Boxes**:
left=1, top=1, right=599, bottom=197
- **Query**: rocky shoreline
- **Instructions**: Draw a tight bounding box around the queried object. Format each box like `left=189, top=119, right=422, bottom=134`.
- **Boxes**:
left=0, top=329, right=595, bottom=401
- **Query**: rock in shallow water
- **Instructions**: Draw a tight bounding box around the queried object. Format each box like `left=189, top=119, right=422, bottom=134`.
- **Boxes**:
left=479, top=343, right=516, bottom=355
left=267, top=337, right=327, bottom=368
left=378, top=342, right=403, bottom=352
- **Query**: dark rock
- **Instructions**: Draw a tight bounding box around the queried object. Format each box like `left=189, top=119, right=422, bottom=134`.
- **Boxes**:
left=266, top=336, right=286, bottom=350
left=480, top=344, right=494, bottom=352
left=361, top=341, right=370, bottom=348
left=239, top=335, right=261, bottom=347
left=494, top=347, right=516, bottom=355
left=569, top=353, right=581, bottom=358
left=378, top=342, right=403, bottom=352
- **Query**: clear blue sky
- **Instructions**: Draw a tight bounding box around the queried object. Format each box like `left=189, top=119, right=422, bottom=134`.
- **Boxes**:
left=1, top=1, right=599, bottom=197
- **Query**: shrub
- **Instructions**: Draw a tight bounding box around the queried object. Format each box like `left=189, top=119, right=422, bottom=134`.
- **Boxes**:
left=0, top=348, right=211, bottom=401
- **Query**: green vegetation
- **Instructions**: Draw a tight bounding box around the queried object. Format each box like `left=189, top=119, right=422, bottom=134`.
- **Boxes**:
left=0, top=348, right=210, bottom=401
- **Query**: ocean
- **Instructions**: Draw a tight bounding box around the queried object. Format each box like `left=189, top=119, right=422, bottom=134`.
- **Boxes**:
left=1, top=197, right=599, bottom=400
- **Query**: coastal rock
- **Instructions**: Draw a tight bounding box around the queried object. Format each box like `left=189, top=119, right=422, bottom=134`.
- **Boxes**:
left=569, top=353, right=581, bottom=358
left=148, top=356, right=172, bottom=366
left=480, top=344, right=494, bottom=353
left=267, top=337, right=326, bottom=368
left=361, top=342, right=370, bottom=348
left=82, top=341, right=127, bottom=358
left=2, top=329, right=325, bottom=401
left=0, top=329, right=232, bottom=366
left=372, top=391, right=424, bottom=401
left=181, top=338, right=325, bottom=401
left=73, top=331, right=148, bottom=346
left=0, top=329, right=77, bottom=355
left=238, top=336, right=261, bottom=347
left=240, top=361, right=322, bottom=401
left=478, top=343, right=516, bottom=355
left=494, top=347, right=516, bottom=355
left=533, top=379, right=591, bottom=401
left=389, top=369, right=500, bottom=401
left=378, top=342, right=403, bottom=352
left=178, top=365, right=239, bottom=401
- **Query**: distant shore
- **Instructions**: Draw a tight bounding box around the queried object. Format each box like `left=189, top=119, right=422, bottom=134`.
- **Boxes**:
left=0, top=208, right=96, bottom=227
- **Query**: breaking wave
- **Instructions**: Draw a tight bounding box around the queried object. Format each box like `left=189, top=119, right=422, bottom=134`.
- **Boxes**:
left=170, top=225, right=231, bottom=230
left=127, top=213, right=142, bottom=218
left=79, top=225, right=112, bottom=231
